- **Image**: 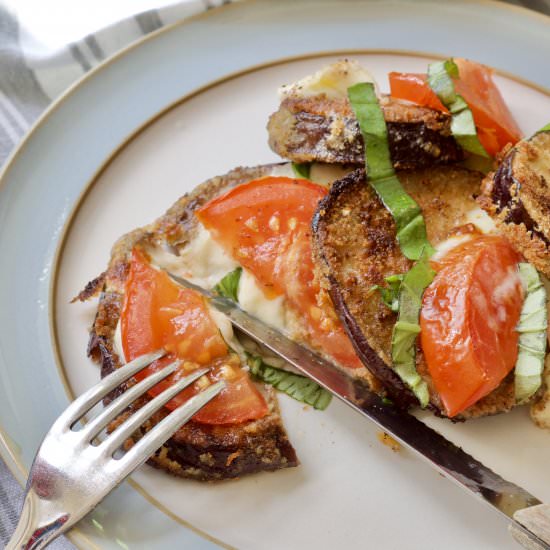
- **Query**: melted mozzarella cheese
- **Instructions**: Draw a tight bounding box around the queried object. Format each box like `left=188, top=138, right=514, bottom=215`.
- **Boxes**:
left=237, top=269, right=287, bottom=332
left=432, top=207, right=497, bottom=261
left=432, top=234, right=473, bottom=262
left=113, top=320, right=125, bottom=362
left=309, top=163, right=352, bottom=187
left=465, top=207, right=496, bottom=234
left=279, top=59, right=378, bottom=101
left=146, top=226, right=238, bottom=289
left=267, top=163, right=295, bottom=178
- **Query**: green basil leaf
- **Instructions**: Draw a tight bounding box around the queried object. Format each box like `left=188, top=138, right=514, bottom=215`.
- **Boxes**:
left=214, top=267, right=242, bottom=302
left=427, top=59, right=489, bottom=158
left=537, top=122, right=550, bottom=134
left=347, top=82, right=394, bottom=180
left=247, top=353, right=332, bottom=410
left=347, top=82, right=435, bottom=260
left=390, top=250, right=435, bottom=407
left=515, top=263, right=547, bottom=404
left=292, top=162, right=312, bottom=180
left=371, top=274, right=404, bottom=312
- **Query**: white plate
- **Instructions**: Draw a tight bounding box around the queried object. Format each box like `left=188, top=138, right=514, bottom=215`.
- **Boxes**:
left=3, top=2, right=550, bottom=549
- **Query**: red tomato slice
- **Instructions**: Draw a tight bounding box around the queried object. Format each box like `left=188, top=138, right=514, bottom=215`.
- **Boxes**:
left=121, top=248, right=268, bottom=425
left=197, top=176, right=364, bottom=369
left=420, top=235, right=523, bottom=417
left=388, top=58, right=522, bottom=156
left=388, top=71, right=446, bottom=112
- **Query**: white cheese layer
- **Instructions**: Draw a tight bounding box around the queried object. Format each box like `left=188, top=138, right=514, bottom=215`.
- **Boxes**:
left=465, top=206, right=496, bottom=234
left=237, top=269, right=287, bottom=332
left=279, top=59, right=378, bottom=101
left=113, top=320, right=125, bottom=363
left=309, top=163, right=352, bottom=187
left=146, top=226, right=238, bottom=290
left=432, top=207, right=497, bottom=261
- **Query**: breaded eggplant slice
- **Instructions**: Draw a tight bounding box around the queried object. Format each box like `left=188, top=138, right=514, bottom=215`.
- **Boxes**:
left=81, top=164, right=298, bottom=481
left=268, top=95, right=464, bottom=168
left=479, top=131, right=550, bottom=278
left=313, top=166, right=522, bottom=419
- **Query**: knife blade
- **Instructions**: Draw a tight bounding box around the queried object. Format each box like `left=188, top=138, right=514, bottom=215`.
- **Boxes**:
left=168, top=271, right=550, bottom=549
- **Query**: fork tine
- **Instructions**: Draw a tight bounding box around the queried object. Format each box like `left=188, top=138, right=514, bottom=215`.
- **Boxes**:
left=114, top=381, right=225, bottom=479
left=101, top=367, right=211, bottom=456
left=80, top=360, right=181, bottom=442
left=55, top=350, right=166, bottom=430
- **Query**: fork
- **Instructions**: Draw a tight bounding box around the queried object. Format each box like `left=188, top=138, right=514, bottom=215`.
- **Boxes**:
left=6, top=350, right=225, bottom=550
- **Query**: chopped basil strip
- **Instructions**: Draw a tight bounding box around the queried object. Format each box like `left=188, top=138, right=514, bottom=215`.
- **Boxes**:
left=537, top=122, right=550, bottom=134
left=214, top=267, right=242, bottom=302
left=515, top=263, right=547, bottom=404
left=348, top=82, right=435, bottom=260
left=371, top=274, right=404, bottom=312
left=391, top=251, right=435, bottom=407
left=292, top=162, right=312, bottom=180
left=427, top=59, right=489, bottom=158
left=247, top=353, right=332, bottom=410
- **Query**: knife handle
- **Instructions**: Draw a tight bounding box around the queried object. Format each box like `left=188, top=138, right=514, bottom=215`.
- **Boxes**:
left=510, top=505, right=550, bottom=549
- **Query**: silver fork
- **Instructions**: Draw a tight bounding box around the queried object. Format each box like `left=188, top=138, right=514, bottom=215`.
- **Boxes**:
left=6, top=350, right=225, bottom=550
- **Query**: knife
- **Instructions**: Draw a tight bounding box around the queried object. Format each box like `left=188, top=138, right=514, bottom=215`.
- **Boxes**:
left=168, top=271, right=550, bottom=549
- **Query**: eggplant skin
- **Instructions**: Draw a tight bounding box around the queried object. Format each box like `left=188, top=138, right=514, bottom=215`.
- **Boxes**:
left=267, top=95, right=464, bottom=168
left=478, top=131, right=550, bottom=278
left=312, top=166, right=521, bottom=419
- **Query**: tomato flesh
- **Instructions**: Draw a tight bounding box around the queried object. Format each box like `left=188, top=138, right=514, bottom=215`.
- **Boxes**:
left=197, top=176, right=364, bottom=369
left=121, top=248, right=268, bottom=424
left=389, top=58, right=522, bottom=156
left=420, top=235, right=523, bottom=417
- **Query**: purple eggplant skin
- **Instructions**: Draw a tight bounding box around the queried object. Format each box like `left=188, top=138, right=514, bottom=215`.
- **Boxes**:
left=478, top=130, right=550, bottom=278
left=491, top=152, right=550, bottom=244
left=327, top=270, right=420, bottom=410
left=311, top=168, right=419, bottom=410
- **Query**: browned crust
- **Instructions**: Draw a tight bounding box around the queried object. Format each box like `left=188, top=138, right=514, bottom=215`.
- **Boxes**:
left=267, top=95, right=464, bottom=168
left=478, top=131, right=550, bottom=278
left=312, top=167, right=519, bottom=419
left=73, top=271, right=106, bottom=303
left=82, top=164, right=299, bottom=481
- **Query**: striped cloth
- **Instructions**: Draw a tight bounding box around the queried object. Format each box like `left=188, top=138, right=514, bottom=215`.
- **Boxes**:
left=0, top=0, right=548, bottom=548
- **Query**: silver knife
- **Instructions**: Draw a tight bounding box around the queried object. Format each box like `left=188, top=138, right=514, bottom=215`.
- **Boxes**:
left=168, top=271, right=550, bottom=550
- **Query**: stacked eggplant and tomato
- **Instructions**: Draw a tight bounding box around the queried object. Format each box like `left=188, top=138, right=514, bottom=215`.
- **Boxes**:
left=270, top=57, right=550, bottom=422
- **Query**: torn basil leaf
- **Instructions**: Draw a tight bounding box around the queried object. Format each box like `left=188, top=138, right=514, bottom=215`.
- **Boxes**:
left=427, top=59, right=489, bottom=158
left=347, top=82, right=435, bottom=260
left=515, top=263, right=547, bottom=404
left=247, top=353, right=332, bottom=410
left=391, top=251, right=435, bottom=407
left=214, top=267, right=242, bottom=302
left=371, top=274, right=404, bottom=312
left=292, top=162, right=312, bottom=180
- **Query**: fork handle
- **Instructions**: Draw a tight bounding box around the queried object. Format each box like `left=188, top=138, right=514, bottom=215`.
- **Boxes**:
left=6, top=490, right=70, bottom=550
